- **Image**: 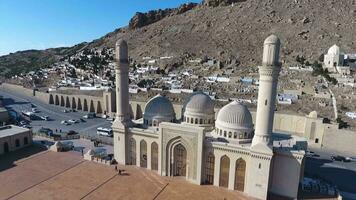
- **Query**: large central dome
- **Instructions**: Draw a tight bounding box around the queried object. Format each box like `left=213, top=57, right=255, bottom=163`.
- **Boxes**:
left=143, top=94, right=175, bottom=127
left=183, top=92, right=215, bottom=126
left=215, top=101, right=254, bottom=142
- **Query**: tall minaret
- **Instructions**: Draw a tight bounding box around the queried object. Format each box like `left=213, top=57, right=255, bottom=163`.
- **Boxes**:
left=113, top=39, right=131, bottom=165
left=252, top=35, right=281, bottom=147
left=114, top=39, right=131, bottom=125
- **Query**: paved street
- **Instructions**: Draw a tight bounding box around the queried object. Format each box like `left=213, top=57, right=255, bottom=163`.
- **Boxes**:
left=0, top=88, right=112, bottom=137
left=305, top=147, right=356, bottom=197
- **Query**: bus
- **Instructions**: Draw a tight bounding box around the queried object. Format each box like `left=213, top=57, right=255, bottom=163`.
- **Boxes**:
left=96, top=127, right=113, bottom=137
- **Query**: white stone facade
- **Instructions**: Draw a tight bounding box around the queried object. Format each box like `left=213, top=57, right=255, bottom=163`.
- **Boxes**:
left=113, top=36, right=306, bottom=200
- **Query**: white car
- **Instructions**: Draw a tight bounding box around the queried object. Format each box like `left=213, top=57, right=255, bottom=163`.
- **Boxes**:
left=68, top=119, right=79, bottom=124
left=41, top=116, right=49, bottom=121
left=61, top=120, right=70, bottom=125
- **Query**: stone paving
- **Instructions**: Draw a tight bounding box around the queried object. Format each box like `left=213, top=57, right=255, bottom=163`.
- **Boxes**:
left=0, top=147, right=253, bottom=200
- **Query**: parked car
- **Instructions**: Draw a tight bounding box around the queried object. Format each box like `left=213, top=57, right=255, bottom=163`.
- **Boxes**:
left=40, top=116, right=49, bottom=121
left=66, top=130, right=79, bottom=136
left=22, top=124, right=32, bottom=129
left=39, top=127, right=53, bottom=136
left=32, top=108, right=39, bottom=113
left=61, top=120, right=70, bottom=125
left=80, top=118, right=86, bottom=122
left=83, top=112, right=96, bottom=119
left=331, top=155, right=351, bottom=162
left=68, top=119, right=79, bottom=124
left=20, top=120, right=28, bottom=126
left=69, top=109, right=77, bottom=112
left=63, top=109, right=69, bottom=113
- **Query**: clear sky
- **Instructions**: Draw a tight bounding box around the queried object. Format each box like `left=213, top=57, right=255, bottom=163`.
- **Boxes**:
left=0, top=0, right=200, bottom=56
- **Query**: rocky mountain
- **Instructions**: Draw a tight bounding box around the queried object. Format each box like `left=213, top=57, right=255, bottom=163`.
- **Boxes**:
left=1, top=0, right=356, bottom=76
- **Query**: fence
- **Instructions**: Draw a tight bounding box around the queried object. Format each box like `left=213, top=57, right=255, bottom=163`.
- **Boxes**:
left=80, top=133, right=114, bottom=146
left=33, top=132, right=80, bottom=141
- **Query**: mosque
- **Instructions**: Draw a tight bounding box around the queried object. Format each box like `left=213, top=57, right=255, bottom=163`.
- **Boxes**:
left=112, top=35, right=306, bottom=200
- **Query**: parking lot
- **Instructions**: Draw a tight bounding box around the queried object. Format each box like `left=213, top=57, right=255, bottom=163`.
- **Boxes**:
left=0, top=89, right=113, bottom=137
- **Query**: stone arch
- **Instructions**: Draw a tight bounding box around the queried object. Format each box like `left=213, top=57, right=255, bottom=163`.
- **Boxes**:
left=205, top=152, right=215, bottom=185
left=173, top=144, right=187, bottom=176
left=71, top=97, right=76, bottom=109
left=65, top=96, right=70, bottom=108
left=219, top=155, right=230, bottom=188
left=49, top=94, right=54, bottom=104
left=77, top=98, right=82, bottom=110
left=129, top=138, right=136, bottom=165
left=96, top=101, right=102, bottom=114
left=89, top=100, right=95, bottom=113
left=55, top=95, right=60, bottom=105
left=234, top=158, right=246, bottom=192
left=15, top=139, right=20, bottom=147
left=151, top=142, right=158, bottom=171
left=83, top=99, right=88, bottom=111
left=60, top=96, right=65, bottom=107
left=136, top=104, right=143, bottom=119
left=140, top=140, right=147, bottom=168
left=166, top=136, right=193, bottom=178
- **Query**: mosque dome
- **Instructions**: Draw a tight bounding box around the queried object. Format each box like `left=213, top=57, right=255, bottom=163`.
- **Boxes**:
left=183, top=92, right=215, bottom=126
left=328, top=45, right=341, bottom=55
left=185, top=92, right=214, bottom=115
left=215, top=101, right=254, bottom=142
left=143, top=94, right=175, bottom=126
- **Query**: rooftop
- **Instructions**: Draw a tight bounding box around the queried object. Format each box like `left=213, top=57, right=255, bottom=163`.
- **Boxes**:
left=0, top=147, right=254, bottom=200
left=0, top=125, right=29, bottom=138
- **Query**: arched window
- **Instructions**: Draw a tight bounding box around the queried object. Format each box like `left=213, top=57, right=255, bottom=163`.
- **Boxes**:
left=199, top=119, right=203, bottom=124
left=244, top=132, right=247, bottom=138
left=220, top=129, right=222, bottom=135
left=195, top=118, right=198, bottom=124
left=239, top=133, right=243, bottom=139
left=228, top=132, right=232, bottom=138
left=265, top=100, right=268, bottom=106
left=234, top=132, right=237, bottom=139
left=191, top=118, right=193, bottom=124
left=15, top=139, right=20, bottom=147
left=208, top=119, right=211, bottom=124
left=186, top=117, right=189, bottom=122
left=224, top=131, right=227, bottom=137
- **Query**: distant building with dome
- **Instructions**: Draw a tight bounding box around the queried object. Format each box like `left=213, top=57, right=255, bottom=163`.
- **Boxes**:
left=112, top=36, right=307, bottom=200
left=323, top=44, right=350, bottom=75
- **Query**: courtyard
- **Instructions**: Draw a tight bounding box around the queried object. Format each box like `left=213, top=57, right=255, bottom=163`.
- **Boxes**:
left=0, top=145, right=253, bottom=200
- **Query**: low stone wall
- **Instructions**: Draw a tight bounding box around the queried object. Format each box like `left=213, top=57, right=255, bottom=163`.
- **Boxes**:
left=321, top=129, right=356, bottom=155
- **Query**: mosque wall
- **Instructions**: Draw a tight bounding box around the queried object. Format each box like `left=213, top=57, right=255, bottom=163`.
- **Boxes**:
left=269, top=151, right=304, bottom=198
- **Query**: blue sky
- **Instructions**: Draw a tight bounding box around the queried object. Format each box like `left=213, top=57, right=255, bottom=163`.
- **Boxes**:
left=0, top=0, right=200, bottom=56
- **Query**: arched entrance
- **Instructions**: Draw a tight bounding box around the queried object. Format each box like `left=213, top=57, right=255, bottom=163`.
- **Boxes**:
left=83, top=99, right=88, bottom=111
left=77, top=98, right=82, bottom=110
left=89, top=100, right=95, bottom=112
left=205, top=153, right=215, bottom=185
left=55, top=95, right=60, bottom=105
left=140, top=140, right=147, bottom=168
left=49, top=94, right=54, bottom=104
left=4, top=142, right=9, bottom=153
left=65, top=96, right=70, bottom=108
left=234, top=158, right=246, bottom=191
left=219, top=155, right=230, bottom=188
left=72, top=97, right=76, bottom=109
left=60, top=96, right=65, bottom=106
left=129, top=138, right=136, bottom=165
left=151, top=142, right=158, bottom=171
left=97, top=101, right=102, bottom=114
left=173, top=144, right=187, bottom=176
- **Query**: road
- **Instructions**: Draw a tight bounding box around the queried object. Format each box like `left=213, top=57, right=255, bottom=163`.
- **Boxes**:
left=0, top=88, right=112, bottom=137
left=305, top=147, right=356, bottom=196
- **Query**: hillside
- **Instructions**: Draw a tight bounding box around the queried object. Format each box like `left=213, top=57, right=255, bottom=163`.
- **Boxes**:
left=1, top=0, right=356, bottom=76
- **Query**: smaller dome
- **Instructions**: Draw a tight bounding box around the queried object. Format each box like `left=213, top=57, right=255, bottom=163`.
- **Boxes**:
left=185, top=92, right=214, bottom=115
left=264, top=35, right=280, bottom=45
left=328, top=44, right=341, bottom=55
left=216, top=101, right=253, bottom=130
left=143, top=94, right=175, bottom=126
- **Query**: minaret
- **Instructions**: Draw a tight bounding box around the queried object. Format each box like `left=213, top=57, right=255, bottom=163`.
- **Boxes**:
left=114, top=39, right=131, bottom=125
left=252, top=35, right=281, bottom=147
left=112, top=39, right=131, bottom=165
left=246, top=35, right=281, bottom=200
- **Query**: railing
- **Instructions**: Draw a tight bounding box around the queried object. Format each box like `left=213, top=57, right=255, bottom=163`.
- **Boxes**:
left=80, top=133, right=114, bottom=146
left=33, top=132, right=80, bottom=141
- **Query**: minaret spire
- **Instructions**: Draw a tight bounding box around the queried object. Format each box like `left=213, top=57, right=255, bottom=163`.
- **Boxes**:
left=114, top=39, right=131, bottom=125
left=252, top=35, right=281, bottom=147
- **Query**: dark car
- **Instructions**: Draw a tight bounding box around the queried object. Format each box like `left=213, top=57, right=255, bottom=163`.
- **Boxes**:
left=67, top=130, right=79, bottom=136
left=39, top=127, right=53, bottom=136
left=80, top=118, right=86, bottom=122
left=331, top=155, right=350, bottom=162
